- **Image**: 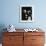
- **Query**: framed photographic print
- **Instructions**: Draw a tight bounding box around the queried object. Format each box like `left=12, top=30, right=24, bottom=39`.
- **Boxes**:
left=20, top=5, right=34, bottom=22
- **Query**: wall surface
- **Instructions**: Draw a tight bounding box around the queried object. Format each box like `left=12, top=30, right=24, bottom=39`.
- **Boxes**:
left=0, top=0, right=46, bottom=29
left=0, top=0, right=46, bottom=43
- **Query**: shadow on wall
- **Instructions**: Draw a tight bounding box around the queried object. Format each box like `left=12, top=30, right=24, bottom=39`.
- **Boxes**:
left=0, top=24, right=7, bottom=43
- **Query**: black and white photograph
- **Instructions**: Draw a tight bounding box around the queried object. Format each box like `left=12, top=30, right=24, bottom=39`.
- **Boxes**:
left=20, top=5, right=34, bottom=22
